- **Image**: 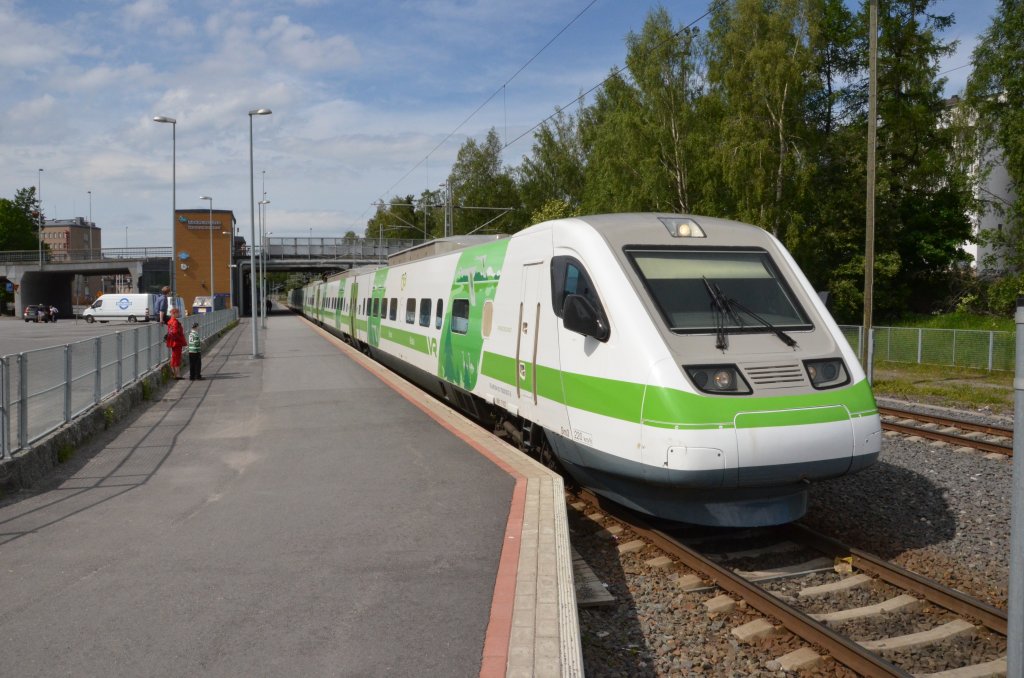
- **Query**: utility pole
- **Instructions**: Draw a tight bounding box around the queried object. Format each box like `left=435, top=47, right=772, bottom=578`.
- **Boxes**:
left=862, top=0, right=878, bottom=381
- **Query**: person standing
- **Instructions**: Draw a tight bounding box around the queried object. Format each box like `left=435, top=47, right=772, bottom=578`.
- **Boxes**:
left=165, top=307, right=186, bottom=379
left=156, top=285, right=171, bottom=324
left=187, top=322, right=203, bottom=381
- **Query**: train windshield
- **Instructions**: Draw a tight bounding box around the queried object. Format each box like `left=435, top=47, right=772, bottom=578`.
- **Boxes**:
left=626, top=248, right=812, bottom=334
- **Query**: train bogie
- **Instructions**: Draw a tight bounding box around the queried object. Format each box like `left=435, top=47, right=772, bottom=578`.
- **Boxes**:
left=290, top=214, right=881, bottom=528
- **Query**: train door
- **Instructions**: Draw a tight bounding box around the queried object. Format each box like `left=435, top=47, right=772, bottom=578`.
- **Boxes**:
left=347, top=281, right=358, bottom=338
left=515, top=258, right=565, bottom=429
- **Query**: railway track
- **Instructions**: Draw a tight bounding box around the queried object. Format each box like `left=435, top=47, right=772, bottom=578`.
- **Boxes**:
left=879, top=406, right=1014, bottom=456
left=572, top=490, right=1008, bottom=677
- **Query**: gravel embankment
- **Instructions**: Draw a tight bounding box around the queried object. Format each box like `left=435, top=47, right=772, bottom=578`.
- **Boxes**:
left=574, top=395, right=1012, bottom=676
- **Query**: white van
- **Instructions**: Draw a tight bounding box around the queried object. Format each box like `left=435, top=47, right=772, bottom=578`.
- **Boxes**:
left=82, top=294, right=159, bottom=323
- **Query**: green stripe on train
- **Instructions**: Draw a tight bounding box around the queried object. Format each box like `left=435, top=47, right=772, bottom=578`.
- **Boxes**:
left=479, top=351, right=875, bottom=428
left=380, top=325, right=432, bottom=354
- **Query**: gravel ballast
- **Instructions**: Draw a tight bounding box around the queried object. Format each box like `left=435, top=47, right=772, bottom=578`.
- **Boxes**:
left=573, top=395, right=1011, bottom=676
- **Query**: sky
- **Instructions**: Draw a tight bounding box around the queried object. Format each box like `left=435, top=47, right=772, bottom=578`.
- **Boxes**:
left=0, top=0, right=1003, bottom=248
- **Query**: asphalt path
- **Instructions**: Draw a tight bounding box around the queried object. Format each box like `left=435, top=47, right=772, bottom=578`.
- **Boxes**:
left=0, top=315, right=512, bottom=677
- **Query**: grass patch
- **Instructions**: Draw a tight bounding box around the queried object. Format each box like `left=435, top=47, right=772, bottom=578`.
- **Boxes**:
left=103, top=406, right=116, bottom=429
left=892, top=312, right=1014, bottom=332
left=872, top=360, right=1013, bottom=412
left=57, top=444, right=75, bottom=463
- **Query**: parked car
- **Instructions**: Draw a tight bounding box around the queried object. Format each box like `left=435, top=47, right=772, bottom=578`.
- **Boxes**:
left=82, top=293, right=159, bottom=323
left=22, top=304, right=53, bottom=323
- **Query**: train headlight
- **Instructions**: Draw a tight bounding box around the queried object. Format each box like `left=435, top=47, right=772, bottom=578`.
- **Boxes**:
left=659, top=217, right=706, bottom=238
left=684, top=365, right=752, bottom=395
left=804, top=358, right=850, bottom=390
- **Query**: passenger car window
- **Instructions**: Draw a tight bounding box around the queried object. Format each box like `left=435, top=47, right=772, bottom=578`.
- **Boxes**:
left=451, top=299, right=469, bottom=334
left=435, top=299, right=444, bottom=329
left=389, top=298, right=398, bottom=321
left=405, top=298, right=416, bottom=324
left=419, top=298, right=431, bottom=327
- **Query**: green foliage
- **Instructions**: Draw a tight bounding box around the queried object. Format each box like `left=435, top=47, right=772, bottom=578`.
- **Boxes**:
left=57, top=444, right=75, bottom=464
left=892, top=310, right=1014, bottom=331
left=362, top=3, right=980, bottom=320
left=518, top=107, right=586, bottom=218
left=529, top=199, right=581, bottom=225
left=103, top=407, right=115, bottom=429
left=448, top=128, right=524, bottom=234
left=0, top=197, right=40, bottom=250
left=141, top=379, right=152, bottom=401
left=984, top=274, right=1024, bottom=316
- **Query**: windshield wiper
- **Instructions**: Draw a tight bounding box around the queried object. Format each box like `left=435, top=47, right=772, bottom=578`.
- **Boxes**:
left=702, top=277, right=739, bottom=350
left=710, top=281, right=798, bottom=349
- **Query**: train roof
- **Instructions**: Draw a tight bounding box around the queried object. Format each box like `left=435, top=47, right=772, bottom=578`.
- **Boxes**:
left=387, top=234, right=508, bottom=266
left=558, top=213, right=775, bottom=249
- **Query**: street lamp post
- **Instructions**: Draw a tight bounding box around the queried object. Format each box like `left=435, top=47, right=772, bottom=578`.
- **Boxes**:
left=37, top=169, right=43, bottom=267
left=223, top=230, right=233, bottom=308
left=248, top=108, right=271, bottom=358
left=87, top=189, right=93, bottom=258
left=152, top=116, right=177, bottom=295
left=259, top=199, right=270, bottom=328
left=200, top=196, right=214, bottom=303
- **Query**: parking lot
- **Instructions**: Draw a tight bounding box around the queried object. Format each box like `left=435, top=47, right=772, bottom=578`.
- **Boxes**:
left=0, top=314, right=150, bottom=357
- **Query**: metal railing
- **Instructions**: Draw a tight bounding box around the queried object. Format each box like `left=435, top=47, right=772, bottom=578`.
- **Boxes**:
left=0, top=247, right=172, bottom=264
left=841, top=325, right=1015, bottom=372
left=0, top=308, right=238, bottom=460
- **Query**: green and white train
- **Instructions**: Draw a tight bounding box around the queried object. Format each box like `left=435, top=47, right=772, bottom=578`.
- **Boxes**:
left=289, top=213, right=880, bottom=527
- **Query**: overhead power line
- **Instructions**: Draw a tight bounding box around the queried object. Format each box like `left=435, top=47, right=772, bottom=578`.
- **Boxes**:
left=371, top=0, right=600, bottom=209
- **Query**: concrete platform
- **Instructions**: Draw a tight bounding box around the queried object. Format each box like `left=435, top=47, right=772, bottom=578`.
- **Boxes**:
left=0, top=314, right=582, bottom=677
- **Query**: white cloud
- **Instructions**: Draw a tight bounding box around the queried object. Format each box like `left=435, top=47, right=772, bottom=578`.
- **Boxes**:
left=8, top=93, right=56, bottom=122
left=122, top=0, right=168, bottom=27
left=264, top=15, right=361, bottom=71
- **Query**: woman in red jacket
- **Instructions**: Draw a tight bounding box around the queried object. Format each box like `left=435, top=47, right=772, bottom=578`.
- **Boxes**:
left=165, top=307, right=186, bottom=380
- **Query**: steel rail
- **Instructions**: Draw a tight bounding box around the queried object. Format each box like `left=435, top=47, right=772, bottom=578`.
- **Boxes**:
left=575, top=490, right=911, bottom=678
left=882, top=420, right=1013, bottom=455
left=878, top=406, right=1013, bottom=439
left=786, top=523, right=1008, bottom=635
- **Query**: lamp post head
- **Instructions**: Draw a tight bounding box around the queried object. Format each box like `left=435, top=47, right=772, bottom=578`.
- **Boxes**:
left=200, top=195, right=212, bottom=202
left=153, top=115, right=176, bottom=124
left=249, top=108, right=272, bottom=116
left=259, top=199, right=270, bottom=205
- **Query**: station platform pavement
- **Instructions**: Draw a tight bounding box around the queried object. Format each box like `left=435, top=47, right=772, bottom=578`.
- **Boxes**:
left=0, top=313, right=582, bottom=677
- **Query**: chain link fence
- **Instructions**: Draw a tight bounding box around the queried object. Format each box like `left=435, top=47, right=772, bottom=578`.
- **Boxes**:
left=1, top=309, right=237, bottom=460
left=840, top=325, right=1015, bottom=372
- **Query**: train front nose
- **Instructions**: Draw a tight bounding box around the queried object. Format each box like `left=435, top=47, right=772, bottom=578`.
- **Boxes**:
left=733, top=406, right=856, bottom=486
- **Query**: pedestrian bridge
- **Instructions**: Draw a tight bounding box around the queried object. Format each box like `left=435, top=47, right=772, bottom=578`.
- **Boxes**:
left=0, top=238, right=430, bottom=315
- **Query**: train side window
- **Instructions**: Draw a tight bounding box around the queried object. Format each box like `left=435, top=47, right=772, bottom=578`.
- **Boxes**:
left=389, top=298, right=398, bottom=321
left=551, top=256, right=606, bottom=320
left=435, top=299, right=444, bottom=329
left=372, top=298, right=380, bottom=317
left=419, top=298, right=431, bottom=326
left=451, top=299, right=469, bottom=334
left=405, top=298, right=416, bottom=324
